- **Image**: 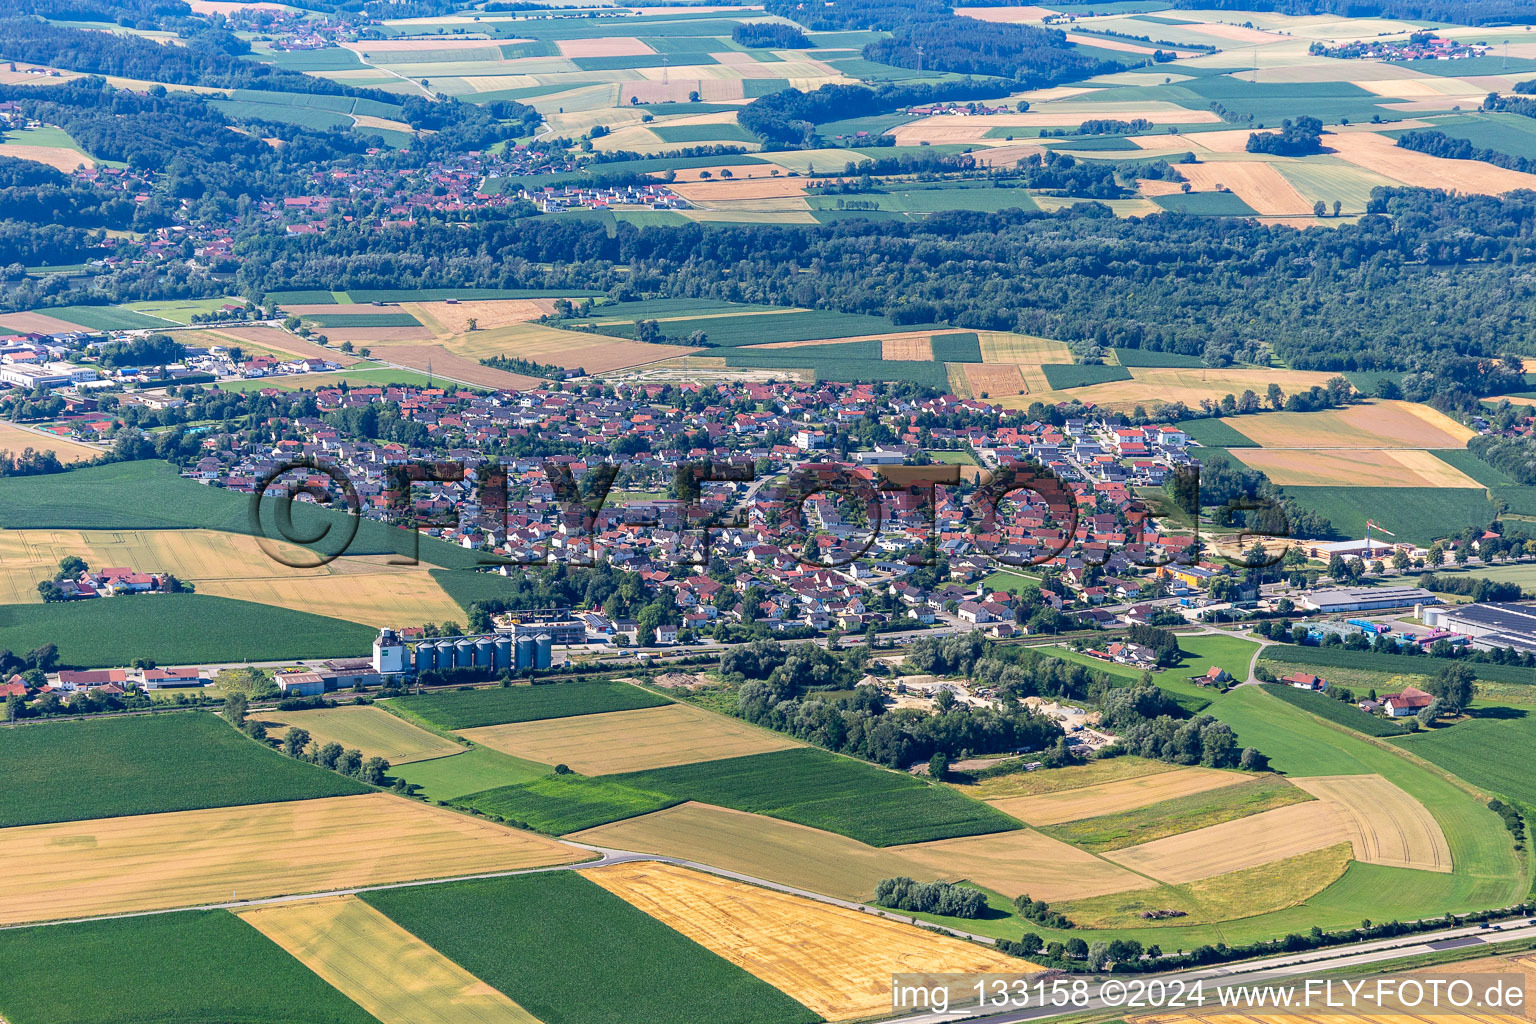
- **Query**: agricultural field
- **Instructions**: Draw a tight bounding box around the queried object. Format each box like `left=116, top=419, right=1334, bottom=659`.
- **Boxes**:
left=1259, top=682, right=1408, bottom=736
left=31, top=303, right=177, bottom=331
left=1038, top=773, right=1312, bottom=851
left=1217, top=401, right=1478, bottom=449
left=0, top=421, right=100, bottom=463
left=390, top=744, right=551, bottom=802
left=997, top=365, right=1338, bottom=414
left=363, top=871, right=819, bottom=1024
left=582, top=861, right=1032, bottom=1022
left=458, top=702, right=800, bottom=775
left=612, top=747, right=1023, bottom=847
left=0, top=791, right=581, bottom=925
left=252, top=705, right=467, bottom=765
left=1392, top=704, right=1536, bottom=805
left=978, top=764, right=1252, bottom=826
left=1260, top=644, right=1536, bottom=687
left=0, top=124, right=102, bottom=173
left=894, top=827, right=1156, bottom=901
left=570, top=801, right=932, bottom=902
left=0, top=713, right=366, bottom=828
left=1276, top=486, right=1495, bottom=547
left=1292, top=774, right=1452, bottom=872
left=1230, top=447, right=1481, bottom=488
left=0, top=594, right=377, bottom=667
left=1102, top=800, right=1352, bottom=883
left=0, top=910, right=381, bottom=1024
left=455, top=772, right=682, bottom=834
left=239, top=896, right=542, bottom=1024
left=389, top=679, right=673, bottom=730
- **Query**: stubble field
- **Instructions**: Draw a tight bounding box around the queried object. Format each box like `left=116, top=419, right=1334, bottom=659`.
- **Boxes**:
left=1292, top=774, right=1452, bottom=872
left=986, top=765, right=1254, bottom=826
left=894, top=828, right=1157, bottom=901
left=1103, top=800, right=1350, bottom=883
left=252, top=705, right=467, bottom=765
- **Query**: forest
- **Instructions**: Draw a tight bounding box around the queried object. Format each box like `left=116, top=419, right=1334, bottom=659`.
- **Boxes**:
left=739, top=78, right=1015, bottom=147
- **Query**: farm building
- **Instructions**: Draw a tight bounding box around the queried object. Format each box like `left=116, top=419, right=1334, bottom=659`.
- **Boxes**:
left=1300, top=586, right=1438, bottom=614
left=1282, top=672, right=1327, bottom=690
left=274, top=671, right=326, bottom=697
left=1382, top=686, right=1434, bottom=717
left=1420, top=602, right=1536, bottom=655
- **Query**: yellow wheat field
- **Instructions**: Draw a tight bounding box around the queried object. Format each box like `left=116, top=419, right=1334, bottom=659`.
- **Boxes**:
left=460, top=703, right=800, bottom=775
left=239, top=895, right=541, bottom=1024
left=978, top=332, right=1073, bottom=363
left=402, top=299, right=557, bottom=334
left=572, top=802, right=931, bottom=902
left=430, top=321, right=694, bottom=373
left=996, top=365, right=1339, bottom=414
left=1329, top=129, right=1536, bottom=194
left=882, top=335, right=934, bottom=361
left=252, top=705, right=466, bottom=765
left=963, top=362, right=1028, bottom=397
left=213, top=325, right=368, bottom=366
left=1292, top=774, right=1452, bottom=872
left=986, top=767, right=1254, bottom=826
left=1230, top=448, right=1480, bottom=488
left=0, top=422, right=100, bottom=464
left=1104, top=801, right=1349, bottom=884
left=581, top=861, right=1037, bottom=1022
left=0, top=793, right=584, bottom=926
left=1225, top=400, right=1478, bottom=449
left=1175, top=161, right=1315, bottom=216
left=894, top=829, right=1157, bottom=901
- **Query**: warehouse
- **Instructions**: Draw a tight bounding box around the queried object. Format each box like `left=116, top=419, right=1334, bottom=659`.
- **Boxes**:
left=1421, top=602, right=1536, bottom=655
left=1300, top=586, right=1438, bottom=614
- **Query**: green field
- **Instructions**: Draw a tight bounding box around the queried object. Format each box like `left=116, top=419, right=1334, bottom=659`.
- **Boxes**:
left=0, top=461, right=485, bottom=568
left=253, top=47, right=366, bottom=71
left=1391, top=111, right=1536, bottom=161
left=346, top=287, right=606, bottom=302
left=1112, top=347, right=1204, bottom=368
left=597, top=308, right=912, bottom=347
left=390, top=745, right=550, bottom=801
left=1393, top=703, right=1536, bottom=804
left=650, top=123, right=757, bottom=144
left=0, top=713, right=367, bottom=827
left=931, top=332, right=983, bottom=362
left=211, top=99, right=352, bottom=132
left=1183, top=417, right=1260, bottom=447
left=0, top=595, right=375, bottom=668
left=457, top=773, right=681, bottom=833
left=1152, top=191, right=1260, bottom=216
left=0, top=910, right=380, bottom=1024
left=1428, top=447, right=1520, bottom=487
left=45, top=304, right=177, bottom=331
left=300, top=312, right=422, bottom=328
left=1040, top=363, right=1133, bottom=389
left=723, top=340, right=880, bottom=367
left=1259, top=682, right=1408, bottom=736
left=265, top=289, right=339, bottom=304
left=1391, top=56, right=1536, bottom=77
left=1261, top=644, right=1536, bottom=687
left=1278, top=486, right=1495, bottom=547
left=613, top=747, right=1021, bottom=847
left=984, top=570, right=1042, bottom=596
left=388, top=680, right=673, bottom=730
left=363, top=872, right=818, bottom=1024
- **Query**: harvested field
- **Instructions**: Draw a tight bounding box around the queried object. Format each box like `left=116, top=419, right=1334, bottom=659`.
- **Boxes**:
left=671, top=163, right=777, bottom=182
left=672, top=177, right=809, bottom=201
left=986, top=766, right=1253, bottom=826
left=891, top=109, right=1220, bottom=144
left=1179, top=21, right=1282, bottom=43
left=322, top=326, right=437, bottom=343
left=364, top=345, right=544, bottom=389
left=963, top=362, right=1028, bottom=397
left=1139, top=178, right=1187, bottom=196
left=459, top=703, right=800, bottom=776
left=0, top=144, right=92, bottom=171
left=978, top=331, right=1073, bottom=363
left=1104, top=800, right=1350, bottom=884
left=556, top=37, right=655, bottom=58
left=581, top=860, right=1033, bottom=1022
left=1224, top=400, right=1477, bottom=449
left=997, top=365, right=1339, bottom=413
left=1292, top=774, right=1452, bottom=872
left=882, top=335, right=934, bottom=361
left=0, top=310, right=96, bottom=333
left=953, top=4, right=1053, bottom=21
left=0, top=792, right=583, bottom=926
left=1328, top=129, right=1536, bottom=194
left=962, top=756, right=1179, bottom=800
left=240, top=895, right=542, bottom=1024
left=0, top=422, right=99, bottom=463
left=620, top=79, right=745, bottom=103
left=572, top=801, right=932, bottom=902
left=212, top=325, right=367, bottom=365
left=403, top=298, right=555, bottom=333
left=436, top=321, right=694, bottom=373
left=201, top=565, right=467, bottom=627
left=252, top=705, right=466, bottom=765
left=894, top=828, right=1157, bottom=901
left=1174, top=160, right=1314, bottom=216
left=1232, top=447, right=1481, bottom=488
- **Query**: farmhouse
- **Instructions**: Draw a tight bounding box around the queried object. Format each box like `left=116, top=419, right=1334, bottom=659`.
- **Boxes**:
left=1282, top=672, right=1327, bottom=690
left=1382, top=686, right=1434, bottom=717
left=1194, top=666, right=1230, bottom=687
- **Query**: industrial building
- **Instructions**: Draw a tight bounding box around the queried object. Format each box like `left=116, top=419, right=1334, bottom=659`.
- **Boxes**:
left=371, top=627, right=552, bottom=676
left=1421, top=602, right=1536, bottom=655
left=1299, top=586, right=1439, bottom=614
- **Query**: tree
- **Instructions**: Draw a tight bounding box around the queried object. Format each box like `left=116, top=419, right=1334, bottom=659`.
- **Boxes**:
left=1087, top=941, right=1110, bottom=971
left=4, top=693, right=24, bottom=721
left=1313, top=200, right=1327, bottom=218
left=35, top=580, right=65, bottom=603
left=466, top=317, right=478, bottom=331
left=1428, top=662, right=1474, bottom=713
left=1017, top=933, right=1044, bottom=954
left=361, top=756, right=389, bottom=786
left=337, top=748, right=363, bottom=776
left=1417, top=697, right=1445, bottom=726
left=222, top=692, right=248, bottom=728
left=281, top=726, right=310, bottom=758
left=929, top=751, right=950, bottom=780
left=315, top=741, right=344, bottom=769
left=55, top=555, right=87, bottom=580
left=1239, top=746, right=1268, bottom=771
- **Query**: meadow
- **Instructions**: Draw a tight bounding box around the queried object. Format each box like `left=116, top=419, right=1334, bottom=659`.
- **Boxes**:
left=1181, top=417, right=1260, bottom=446
left=40, top=303, right=177, bottom=330
left=1040, top=363, right=1134, bottom=389
left=595, top=309, right=909, bottom=347
left=363, top=872, right=818, bottom=1024
left=455, top=773, right=681, bottom=834
left=1261, top=644, right=1536, bottom=687
left=1259, top=682, right=1408, bottom=736
left=1277, top=486, right=1494, bottom=546
left=0, top=594, right=376, bottom=667
left=388, top=679, right=673, bottom=730
left=0, top=713, right=365, bottom=827
left=390, top=744, right=550, bottom=802
left=1112, top=347, right=1205, bottom=368
left=1392, top=704, right=1536, bottom=804
left=0, top=910, right=380, bottom=1024
left=613, top=747, right=1022, bottom=847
